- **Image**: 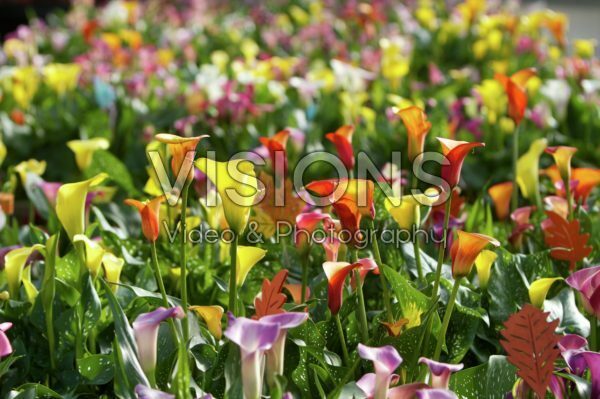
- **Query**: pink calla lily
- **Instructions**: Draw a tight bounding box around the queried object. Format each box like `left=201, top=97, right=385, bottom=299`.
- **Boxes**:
left=357, top=344, right=403, bottom=399
left=418, top=357, right=463, bottom=389
left=0, top=322, right=13, bottom=358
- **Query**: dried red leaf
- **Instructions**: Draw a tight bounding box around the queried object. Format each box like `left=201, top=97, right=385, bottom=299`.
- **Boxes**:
left=500, top=304, right=560, bottom=399
left=253, top=269, right=288, bottom=319
left=542, top=210, right=592, bottom=271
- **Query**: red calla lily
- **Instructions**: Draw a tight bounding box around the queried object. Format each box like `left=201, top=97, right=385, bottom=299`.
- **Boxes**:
left=259, top=129, right=290, bottom=178
left=495, top=68, right=536, bottom=126
left=323, top=261, right=360, bottom=314
left=438, top=138, right=485, bottom=188
left=325, top=125, right=355, bottom=170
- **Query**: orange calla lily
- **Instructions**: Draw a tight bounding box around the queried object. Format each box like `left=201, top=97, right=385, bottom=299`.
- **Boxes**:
left=495, top=68, right=536, bottom=125
left=333, top=196, right=363, bottom=246
left=124, top=196, right=165, bottom=242
left=397, top=106, right=431, bottom=162
left=545, top=146, right=577, bottom=184
left=488, top=182, right=513, bottom=220
left=189, top=305, right=224, bottom=339
left=155, top=133, right=208, bottom=181
left=437, top=138, right=485, bottom=188
left=325, top=125, right=355, bottom=170
left=259, top=129, right=289, bottom=178
left=572, top=168, right=600, bottom=204
left=450, top=230, right=500, bottom=279
left=305, top=178, right=375, bottom=218
left=323, top=261, right=359, bottom=315
left=545, top=12, right=568, bottom=47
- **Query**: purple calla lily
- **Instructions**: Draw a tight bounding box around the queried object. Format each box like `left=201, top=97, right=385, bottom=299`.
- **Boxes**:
left=132, top=307, right=184, bottom=381
left=558, top=334, right=588, bottom=375
left=565, top=265, right=600, bottom=318
left=581, top=352, right=600, bottom=398
left=357, top=344, right=402, bottom=399
left=418, top=358, right=463, bottom=389
left=224, top=313, right=281, bottom=399
left=134, top=384, right=174, bottom=399
left=0, top=322, right=13, bottom=358
left=415, top=388, right=458, bottom=399
left=261, top=312, right=308, bottom=385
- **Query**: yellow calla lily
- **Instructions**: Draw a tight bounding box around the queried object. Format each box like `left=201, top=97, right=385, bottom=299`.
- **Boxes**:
left=11, top=66, right=39, bottom=109
left=15, top=159, right=46, bottom=186
left=474, top=250, right=498, bottom=289
left=476, top=79, right=506, bottom=124
left=0, top=137, right=6, bottom=167
left=517, top=138, right=547, bottom=204
left=195, top=158, right=260, bottom=235
left=529, top=277, right=562, bottom=308
left=22, top=265, right=38, bottom=303
left=102, top=252, right=124, bottom=292
left=384, top=188, right=439, bottom=229
left=73, top=235, right=106, bottom=277
left=43, top=63, right=81, bottom=95
left=236, top=245, right=267, bottom=286
left=546, top=146, right=577, bottom=183
left=4, top=245, right=44, bottom=298
left=189, top=305, right=224, bottom=339
left=67, top=138, right=110, bottom=171
left=56, top=173, right=108, bottom=240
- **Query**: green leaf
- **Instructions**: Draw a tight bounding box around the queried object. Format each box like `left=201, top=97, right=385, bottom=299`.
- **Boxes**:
left=12, top=384, right=62, bottom=398
left=81, top=275, right=101, bottom=338
left=40, top=234, right=59, bottom=370
left=85, top=150, right=139, bottom=195
left=77, top=354, right=114, bottom=385
left=450, top=355, right=517, bottom=399
left=544, top=288, right=590, bottom=337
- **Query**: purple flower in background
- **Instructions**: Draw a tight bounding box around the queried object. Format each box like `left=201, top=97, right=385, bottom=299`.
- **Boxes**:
left=0, top=322, right=13, bottom=358
left=566, top=265, right=600, bottom=318
left=419, top=357, right=463, bottom=390
left=416, top=388, right=458, bottom=399
left=261, top=312, right=308, bottom=385
left=224, top=313, right=280, bottom=399
left=132, top=307, right=185, bottom=379
left=357, top=344, right=402, bottom=399
left=134, top=384, right=174, bottom=399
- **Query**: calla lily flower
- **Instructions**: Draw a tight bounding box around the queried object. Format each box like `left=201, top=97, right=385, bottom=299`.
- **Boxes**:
left=516, top=138, right=547, bottom=204
left=437, top=138, right=485, bottom=188
left=322, top=235, right=341, bottom=262
left=488, top=182, right=513, bottom=220
left=134, top=384, right=174, bottom=399
left=4, top=245, right=43, bottom=298
left=416, top=389, right=458, bottom=399
left=545, top=146, right=578, bottom=184
left=284, top=284, right=310, bottom=304
left=323, top=261, right=360, bottom=315
left=156, top=133, right=208, bottom=181
left=572, top=168, right=600, bottom=204
left=261, top=312, right=309, bottom=385
left=189, top=305, right=224, bottom=339
left=56, top=174, right=108, bottom=240
left=333, top=196, right=363, bottom=246
left=325, top=125, right=355, bottom=170
left=15, top=159, right=47, bottom=186
left=509, top=206, right=536, bottom=248
left=43, top=63, right=81, bottom=95
left=0, top=322, right=13, bottom=358
left=380, top=318, right=409, bottom=337
left=235, top=245, right=267, bottom=286
left=474, top=249, right=497, bottom=289
left=102, top=252, right=124, bottom=293
left=543, top=196, right=569, bottom=220
left=305, top=179, right=375, bottom=218
left=397, top=106, right=431, bottom=162
left=73, top=235, right=105, bottom=277
left=385, top=189, right=439, bottom=229
left=450, top=231, right=500, bottom=279
left=67, top=138, right=110, bottom=171
left=357, top=344, right=402, bottom=399
left=224, top=313, right=281, bottom=399
left=495, top=68, right=536, bottom=125
left=565, top=265, right=600, bottom=318
left=529, top=277, right=562, bottom=308
left=124, top=196, right=165, bottom=242
left=195, top=158, right=260, bottom=235
left=259, top=129, right=289, bottom=177
left=419, top=357, right=464, bottom=389
left=133, top=306, right=185, bottom=379
left=0, top=193, right=14, bottom=216
left=558, top=334, right=588, bottom=376
left=295, top=211, right=334, bottom=253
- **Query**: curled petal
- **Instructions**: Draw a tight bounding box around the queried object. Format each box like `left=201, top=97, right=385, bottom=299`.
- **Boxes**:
left=450, top=231, right=500, bottom=279
left=134, top=384, right=174, bottom=399
left=305, top=179, right=375, bottom=218
left=572, top=168, right=600, bottom=204
left=236, top=246, right=267, bottom=286
left=102, top=252, right=124, bottom=293
left=0, top=322, right=13, bottom=358
left=358, top=344, right=403, bottom=375
left=517, top=138, right=547, bottom=201
left=488, top=182, right=513, bottom=220
left=415, top=388, right=458, bottom=399
left=325, top=125, right=355, bottom=170
left=67, top=138, right=110, bottom=171
left=529, top=277, right=562, bottom=308
left=224, top=313, right=280, bottom=354
left=190, top=305, right=224, bottom=339
left=4, top=245, right=44, bottom=298
left=323, top=261, right=359, bottom=314
left=124, top=196, right=165, bottom=242
left=259, top=129, right=289, bottom=177
left=419, top=357, right=463, bottom=389
left=73, top=235, right=105, bottom=277
left=437, top=138, right=485, bottom=188
left=397, top=106, right=431, bottom=162
left=546, top=146, right=578, bottom=183
left=474, top=249, right=497, bottom=289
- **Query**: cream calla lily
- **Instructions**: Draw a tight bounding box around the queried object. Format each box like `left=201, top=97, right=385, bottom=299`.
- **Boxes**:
left=67, top=138, right=110, bottom=171
left=517, top=138, right=547, bottom=204
left=15, top=159, right=47, bottom=186
left=73, top=235, right=106, bottom=277
left=189, top=305, right=224, bottom=339
left=529, top=277, right=562, bottom=308
left=56, top=173, right=108, bottom=240
left=195, top=158, right=260, bottom=235
left=4, top=245, right=44, bottom=298
left=474, top=250, right=497, bottom=289
left=102, top=252, right=124, bottom=292
left=384, top=189, right=439, bottom=229
left=236, top=245, right=267, bottom=286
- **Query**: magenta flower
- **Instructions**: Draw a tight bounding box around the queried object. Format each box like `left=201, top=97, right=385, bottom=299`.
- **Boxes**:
left=416, top=388, right=458, bottom=399
left=418, top=358, right=463, bottom=389
left=134, top=384, right=174, bottom=399
left=261, top=312, right=309, bottom=385
left=224, top=313, right=281, bottom=399
left=295, top=211, right=334, bottom=252
left=0, top=322, right=13, bottom=358
left=132, top=307, right=185, bottom=380
left=558, top=334, right=588, bottom=375
left=357, top=344, right=402, bottom=399
left=565, top=265, right=600, bottom=318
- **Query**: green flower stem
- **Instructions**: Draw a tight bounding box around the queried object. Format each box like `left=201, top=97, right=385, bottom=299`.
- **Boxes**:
left=301, top=253, right=309, bottom=304
left=369, top=220, right=394, bottom=322
left=414, top=237, right=424, bottom=283
left=180, top=180, right=191, bottom=343
left=565, top=176, right=574, bottom=220
left=511, top=123, right=521, bottom=212
left=351, top=249, right=369, bottom=343
left=151, top=241, right=180, bottom=338
left=334, top=313, right=350, bottom=366
left=590, top=316, right=598, bottom=352
left=433, top=277, right=461, bottom=361
left=229, top=232, right=239, bottom=315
